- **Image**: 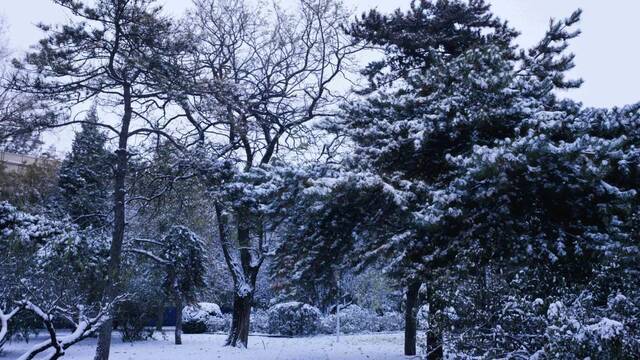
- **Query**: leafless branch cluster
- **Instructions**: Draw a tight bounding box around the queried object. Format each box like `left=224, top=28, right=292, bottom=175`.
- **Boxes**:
left=1, top=297, right=121, bottom=360
left=178, top=0, right=359, bottom=165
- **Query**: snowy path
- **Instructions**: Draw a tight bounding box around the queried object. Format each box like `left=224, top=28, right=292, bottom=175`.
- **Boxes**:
left=2, top=331, right=411, bottom=359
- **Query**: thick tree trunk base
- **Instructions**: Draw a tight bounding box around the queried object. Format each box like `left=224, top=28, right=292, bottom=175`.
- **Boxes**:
left=93, top=319, right=113, bottom=360
left=225, top=294, right=252, bottom=348
left=404, top=282, right=421, bottom=356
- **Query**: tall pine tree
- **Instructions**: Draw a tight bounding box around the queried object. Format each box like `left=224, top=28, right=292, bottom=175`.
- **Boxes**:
left=58, top=106, right=112, bottom=230
left=274, top=1, right=587, bottom=357
left=278, top=0, right=523, bottom=355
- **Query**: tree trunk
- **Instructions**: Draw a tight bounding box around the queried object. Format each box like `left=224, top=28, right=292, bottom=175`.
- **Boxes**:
left=94, top=85, right=133, bottom=360
left=426, top=282, right=444, bottom=360
left=215, top=205, right=263, bottom=349
left=404, top=281, right=421, bottom=356
left=155, top=301, right=165, bottom=332
left=225, top=292, right=253, bottom=348
left=426, top=330, right=444, bottom=360
left=174, top=299, right=183, bottom=345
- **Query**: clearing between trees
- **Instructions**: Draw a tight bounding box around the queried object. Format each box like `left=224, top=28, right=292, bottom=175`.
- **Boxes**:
left=2, top=332, right=407, bottom=360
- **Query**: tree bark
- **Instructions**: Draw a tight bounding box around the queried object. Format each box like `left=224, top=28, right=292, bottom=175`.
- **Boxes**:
left=216, top=205, right=262, bottom=348
left=174, top=298, right=183, bottom=345
left=404, top=281, right=421, bottom=356
left=155, top=301, right=165, bottom=332
left=225, top=292, right=253, bottom=347
left=94, top=84, right=132, bottom=360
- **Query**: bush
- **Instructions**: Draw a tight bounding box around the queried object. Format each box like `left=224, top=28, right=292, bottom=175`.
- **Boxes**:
left=115, top=300, right=154, bottom=342
left=206, top=313, right=231, bottom=332
left=267, top=302, right=321, bottom=336
left=374, top=311, right=404, bottom=332
left=182, top=302, right=225, bottom=334
left=182, top=319, right=207, bottom=334
left=183, top=302, right=222, bottom=320
left=250, top=308, right=269, bottom=333
left=320, top=305, right=404, bottom=334
left=320, top=304, right=373, bottom=334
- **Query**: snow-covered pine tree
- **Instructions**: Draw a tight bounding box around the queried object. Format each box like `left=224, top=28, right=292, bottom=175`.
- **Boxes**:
left=130, top=225, right=207, bottom=345
left=11, top=1, right=193, bottom=358
left=404, top=10, right=640, bottom=357
left=433, top=101, right=640, bottom=358
left=276, top=0, right=526, bottom=356
left=274, top=2, right=597, bottom=358
left=127, top=140, right=233, bottom=324
left=0, top=202, right=111, bottom=357
left=58, top=106, right=112, bottom=230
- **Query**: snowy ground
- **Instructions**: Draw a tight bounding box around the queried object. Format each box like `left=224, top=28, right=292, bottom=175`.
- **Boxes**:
left=2, top=331, right=411, bottom=360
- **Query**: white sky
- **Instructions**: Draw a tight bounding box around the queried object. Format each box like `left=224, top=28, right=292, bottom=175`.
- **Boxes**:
left=1, top=0, right=639, bottom=152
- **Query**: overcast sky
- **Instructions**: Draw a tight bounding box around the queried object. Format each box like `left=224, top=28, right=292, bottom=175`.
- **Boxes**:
left=1, top=0, right=639, bottom=152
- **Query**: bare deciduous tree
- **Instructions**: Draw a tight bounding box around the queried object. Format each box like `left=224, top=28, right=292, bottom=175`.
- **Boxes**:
left=176, top=0, right=361, bottom=348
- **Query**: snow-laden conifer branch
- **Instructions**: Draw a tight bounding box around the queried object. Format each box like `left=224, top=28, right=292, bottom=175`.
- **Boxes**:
left=126, top=248, right=170, bottom=265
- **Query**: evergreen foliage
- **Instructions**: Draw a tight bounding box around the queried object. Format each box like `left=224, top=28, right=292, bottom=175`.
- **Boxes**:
left=58, top=107, right=112, bottom=230
left=274, top=1, right=639, bottom=358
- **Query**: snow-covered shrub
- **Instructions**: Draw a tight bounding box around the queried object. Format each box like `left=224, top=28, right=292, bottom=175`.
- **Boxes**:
left=206, top=313, right=231, bottom=333
left=544, top=297, right=631, bottom=359
left=182, top=318, right=207, bottom=334
left=319, top=314, right=334, bottom=334
left=267, top=302, right=321, bottom=336
left=182, top=302, right=224, bottom=334
left=250, top=308, right=269, bottom=333
left=319, top=313, right=335, bottom=334
left=320, top=304, right=376, bottom=334
left=183, top=302, right=222, bottom=319
left=343, top=304, right=374, bottom=333
left=115, top=300, right=154, bottom=342
left=374, top=311, right=404, bottom=332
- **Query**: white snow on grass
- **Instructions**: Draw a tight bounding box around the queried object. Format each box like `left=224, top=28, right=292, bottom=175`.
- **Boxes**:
left=2, top=331, right=409, bottom=360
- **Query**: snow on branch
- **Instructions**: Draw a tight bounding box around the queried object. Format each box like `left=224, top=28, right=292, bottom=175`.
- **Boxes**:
left=126, top=247, right=170, bottom=265
left=13, top=297, right=121, bottom=360
left=0, top=302, right=25, bottom=346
